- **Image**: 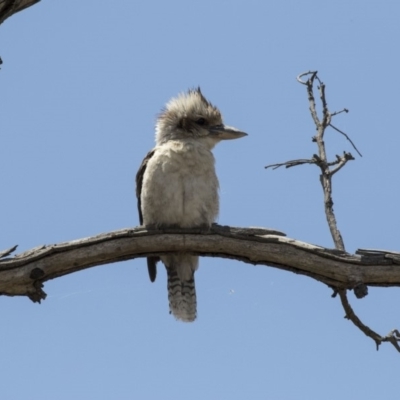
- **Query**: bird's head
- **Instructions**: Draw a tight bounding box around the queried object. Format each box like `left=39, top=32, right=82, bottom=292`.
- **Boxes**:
left=155, top=87, right=247, bottom=148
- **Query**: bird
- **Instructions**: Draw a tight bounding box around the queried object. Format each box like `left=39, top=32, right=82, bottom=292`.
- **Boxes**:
left=136, top=87, right=247, bottom=322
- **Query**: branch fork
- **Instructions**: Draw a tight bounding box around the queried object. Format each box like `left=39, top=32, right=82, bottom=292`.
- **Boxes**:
left=267, top=71, right=398, bottom=352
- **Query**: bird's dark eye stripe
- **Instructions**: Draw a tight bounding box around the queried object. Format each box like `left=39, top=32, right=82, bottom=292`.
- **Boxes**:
left=196, top=118, right=206, bottom=125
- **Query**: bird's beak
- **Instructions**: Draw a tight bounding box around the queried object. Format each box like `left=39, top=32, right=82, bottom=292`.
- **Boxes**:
left=208, top=124, right=248, bottom=140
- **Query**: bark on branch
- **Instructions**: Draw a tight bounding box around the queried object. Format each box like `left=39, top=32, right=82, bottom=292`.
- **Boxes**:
left=0, top=0, right=40, bottom=25
left=2, top=224, right=400, bottom=303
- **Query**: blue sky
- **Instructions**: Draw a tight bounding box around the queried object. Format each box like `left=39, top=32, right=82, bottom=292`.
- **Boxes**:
left=2, top=1, right=400, bottom=399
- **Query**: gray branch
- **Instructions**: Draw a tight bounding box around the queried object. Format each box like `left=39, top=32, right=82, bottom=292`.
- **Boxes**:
left=329, top=123, right=362, bottom=157
left=2, top=225, right=400, bottom=303
left=0, top=0, right=40, bottom=25
left=269, top=71, right=396, bottom=351
left=265, top=158, right=317, bottom=170
left=338, top=290, right=400, bottom=352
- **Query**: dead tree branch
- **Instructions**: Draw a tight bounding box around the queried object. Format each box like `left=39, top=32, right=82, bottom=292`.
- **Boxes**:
left=329, top=152, right=355, bottom=176
left=0, top=0, right=40, bottom=25
left=305, top=72, right=345, bottom=250
left=0, top=244, right=18, bottom=259
left=329, top=123, right=362, bottom=157
left=2, top=224, right=400, bottom=304
left=265, top=158, right=317, bottom=170
left=267, top=71, right=399, bottom=352
left=267, top=71, right=360, bottom=251
left=338, top=290, right=400, bottom=352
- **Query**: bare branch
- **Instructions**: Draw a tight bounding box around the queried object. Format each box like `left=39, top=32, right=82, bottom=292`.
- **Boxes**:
left=269, top=73, right=357, bottom=251
left=0, top=0, right=40, bottom=25
left=265, top=158, right=316, bottom=170
left=329, top=124, right=363, bottom=157
left=319, top=172, right=345, bottom=251
left=308, top=75, right=398, bottom=352
left=329, top=152, right=355, bottom=176
left=331, top=108, right=349, bottom=117
left=301, top=72, right=346, bottom=250
left=305, top=72, right=321, bottom=128
left=338, top=289, right=400, bottom=352
left=267, top=72, right=399, bottom=351
left=3, top=225, right=400, bottom=302
left=296, top=70, right=317, bottom=85
left=0, top=245, right=17, bottom=259
left=318, top=80, right=331, bottom=129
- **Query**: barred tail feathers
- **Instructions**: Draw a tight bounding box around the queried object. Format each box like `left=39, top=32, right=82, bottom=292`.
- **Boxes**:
left=163, top=254, right=198, bottom=322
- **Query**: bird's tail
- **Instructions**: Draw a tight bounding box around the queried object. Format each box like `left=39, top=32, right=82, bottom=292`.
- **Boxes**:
left=163, top=254, right=198, bottom=322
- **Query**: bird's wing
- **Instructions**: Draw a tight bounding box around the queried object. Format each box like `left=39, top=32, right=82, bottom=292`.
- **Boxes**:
left=135, top=148, right=159, bottom=282
left=135, top=148, right=156, bottom=225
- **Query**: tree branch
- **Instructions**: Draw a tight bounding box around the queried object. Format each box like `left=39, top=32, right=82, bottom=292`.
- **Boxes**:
left=2, top=224, right=400, bottom=303
left=329, top=123, right=363, bottom=157
left=0, top=244, right=18, bottom=259
left=268, top=71, right=400, bottom=351
left=331, top=108, right=349, bottom=117
left=0, top=0, right=40, bottom=25
left=329, top=152, right=355, bottom=176
left=265, top=158, right=317, bottom=170
left=338, top=289, right=400, bottom=352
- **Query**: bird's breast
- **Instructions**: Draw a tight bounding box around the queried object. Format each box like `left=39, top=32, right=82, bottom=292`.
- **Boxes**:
left=141, top=142, right=219, bottom=227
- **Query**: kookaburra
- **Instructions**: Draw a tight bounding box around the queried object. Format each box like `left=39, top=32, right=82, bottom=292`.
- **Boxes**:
left=136, top=88, right=247, bottom=322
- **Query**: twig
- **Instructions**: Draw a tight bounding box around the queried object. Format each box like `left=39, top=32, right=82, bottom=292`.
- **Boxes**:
left=265, top=158, right=317, bottom=170
left=0, top=245, right=17, bottom=259
left=329, top=152, right=355, bottom=176
left=296, top=70, right=316, bottom=85
left=329, top=124, right=363, bottom=157
left=338, top=289, right=400, bottom=352
left=331, top=108, right=349, bottom=117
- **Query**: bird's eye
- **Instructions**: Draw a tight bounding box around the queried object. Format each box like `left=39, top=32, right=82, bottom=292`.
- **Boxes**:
left=196, top=118, right=206, bottom=126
